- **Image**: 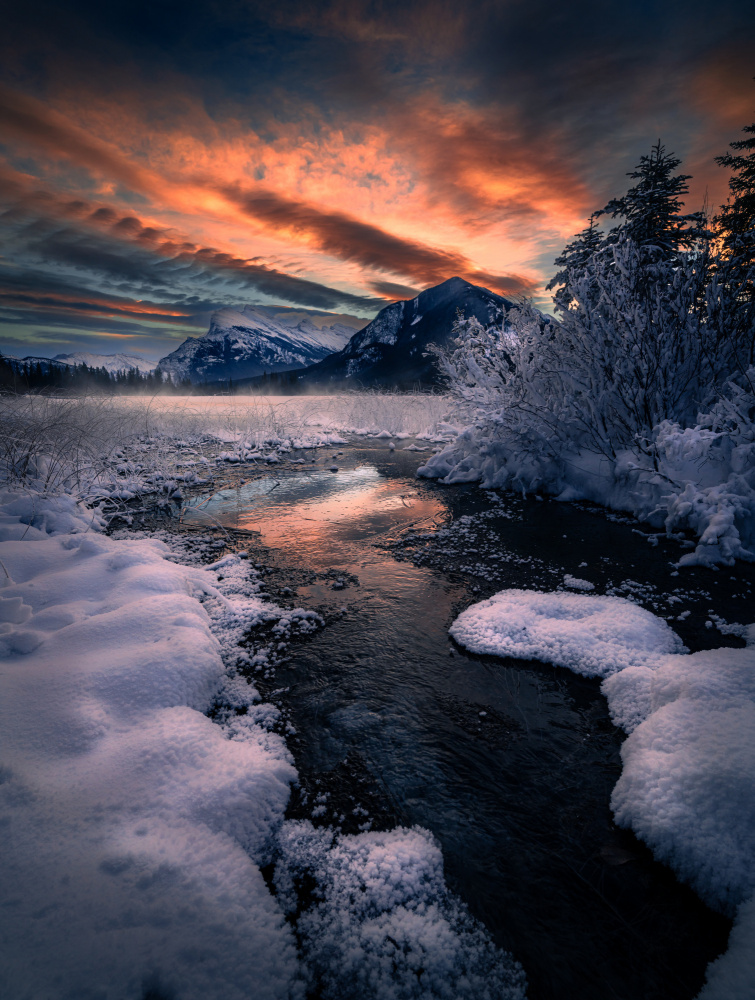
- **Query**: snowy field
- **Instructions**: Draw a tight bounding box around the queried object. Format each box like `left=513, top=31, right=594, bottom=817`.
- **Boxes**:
left=0, top=393, right=457, bottom=507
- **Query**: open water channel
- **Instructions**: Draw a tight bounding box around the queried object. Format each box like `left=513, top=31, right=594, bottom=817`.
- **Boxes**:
left=169, top=438, right=754, bottom=1000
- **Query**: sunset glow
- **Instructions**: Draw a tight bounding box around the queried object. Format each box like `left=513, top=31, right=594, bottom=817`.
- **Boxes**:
left=0, top=1, right=752, bottom=359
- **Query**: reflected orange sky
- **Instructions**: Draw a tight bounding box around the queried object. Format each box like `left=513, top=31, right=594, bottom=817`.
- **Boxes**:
left=183, top=466, right=447, bottom=554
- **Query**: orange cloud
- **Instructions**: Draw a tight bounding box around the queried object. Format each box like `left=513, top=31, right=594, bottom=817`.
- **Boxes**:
left=0, top=77, right=626, bottom=305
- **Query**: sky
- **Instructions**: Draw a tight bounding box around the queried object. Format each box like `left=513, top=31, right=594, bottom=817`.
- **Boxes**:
left=0, top=0, right=753, bottom=363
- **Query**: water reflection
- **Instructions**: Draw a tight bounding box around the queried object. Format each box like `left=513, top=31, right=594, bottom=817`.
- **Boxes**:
left=182, top=462, right=446, bottom=548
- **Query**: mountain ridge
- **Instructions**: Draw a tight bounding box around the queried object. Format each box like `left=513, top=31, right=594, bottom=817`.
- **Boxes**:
left=157, top=305, right=360, bottom=383
left=293, top=277, right=514, bottom=389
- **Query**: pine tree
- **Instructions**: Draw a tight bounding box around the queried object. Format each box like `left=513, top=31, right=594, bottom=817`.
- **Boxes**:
left=598, top=141, right=706, bottom=260
left=547, top=214, right=604, bottom=310
left=715, top=121, right=755, bottom=271
left=712, top=119, right=755, bottom=372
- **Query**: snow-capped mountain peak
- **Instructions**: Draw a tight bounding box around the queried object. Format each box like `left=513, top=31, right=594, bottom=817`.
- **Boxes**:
left=157, top=305, right=358, bottom=384
left=52, top=352, right=157, bottom=373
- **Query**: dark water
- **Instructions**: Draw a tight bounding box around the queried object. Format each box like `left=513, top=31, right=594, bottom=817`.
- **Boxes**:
left=178, top=441, right=753, bottom=1000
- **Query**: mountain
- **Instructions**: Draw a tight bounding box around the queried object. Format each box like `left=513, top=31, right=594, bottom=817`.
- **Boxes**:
left=293, top=277, right=514, bottom=390
left=157, top=306, right=361, bottom=384
left=2, top=355, right=67, bottom=373
left=52, top=352, right=156, bottom=373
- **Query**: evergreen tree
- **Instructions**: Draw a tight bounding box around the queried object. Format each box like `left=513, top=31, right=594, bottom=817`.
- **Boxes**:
left=598, top=141, right=706, bottom=260
left=547, top=214, right=604, bottom=309
left=715, top=121, right=755, bottom=272
left=712, top=118, right=755, bottom=372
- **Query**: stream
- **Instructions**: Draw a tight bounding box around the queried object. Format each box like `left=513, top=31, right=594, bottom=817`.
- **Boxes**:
left=172, top=438, right=754, bottom=1000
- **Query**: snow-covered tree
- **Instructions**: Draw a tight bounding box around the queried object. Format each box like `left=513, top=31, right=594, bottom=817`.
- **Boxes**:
left=716, top=121, right=755, bottom=270
left=713, top=121, right=755, bottom=377
left=431, top=311, right=517, bottom=410
left=598, top=141, right=707, bottom=261
left=546, top=214, right=604, bottom=310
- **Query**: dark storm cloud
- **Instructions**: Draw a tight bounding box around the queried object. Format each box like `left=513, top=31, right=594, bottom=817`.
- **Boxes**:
left=368, top=280, right=420, bottom=300
left=0, top=86, right=154, bottom=192
left=4, top=0, right=748, bottom=231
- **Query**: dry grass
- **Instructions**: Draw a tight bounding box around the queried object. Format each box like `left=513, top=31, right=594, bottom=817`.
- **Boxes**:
left=0, top=391, right=456, bottom=501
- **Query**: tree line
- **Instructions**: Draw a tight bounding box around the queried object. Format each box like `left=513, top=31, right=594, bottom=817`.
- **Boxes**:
left=0, top=357, right=193, bottom=395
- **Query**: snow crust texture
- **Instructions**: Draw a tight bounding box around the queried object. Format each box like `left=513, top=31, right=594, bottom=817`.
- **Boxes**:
left=451, top=588, right=755, bottom=999
left=450, top=590, right=685, bottom=678
left=275, top=822, right=527, bottom=1000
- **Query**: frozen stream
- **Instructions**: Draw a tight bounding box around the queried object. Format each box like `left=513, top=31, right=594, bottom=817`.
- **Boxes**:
left=175, top=439, right=753, bottom=1000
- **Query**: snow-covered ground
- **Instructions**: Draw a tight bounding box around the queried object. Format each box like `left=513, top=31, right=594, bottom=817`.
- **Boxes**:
left=451, top=589, right=755, bottom=999
left=0, top=490, right=302, bottom=999
left=0, top=393, right=525, bottom=1000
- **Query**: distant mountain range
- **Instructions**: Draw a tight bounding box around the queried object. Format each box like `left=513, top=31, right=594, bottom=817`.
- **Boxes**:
left=156, top=306, right=362, bottom=384
left=292, top=277, right=513, bottom=390
left=53, top=352, right=156, bottom=373
left=2, top=280, right=516, bottom=391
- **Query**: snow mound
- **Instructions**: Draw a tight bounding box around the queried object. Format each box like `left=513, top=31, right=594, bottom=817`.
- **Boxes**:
left=606, top=635, right=755, bottom=913
left=450, top=589, right=684, bottom=678
left=0, top=487, right=104, bottom=541
left=275, top=821, right=526, bottom=1000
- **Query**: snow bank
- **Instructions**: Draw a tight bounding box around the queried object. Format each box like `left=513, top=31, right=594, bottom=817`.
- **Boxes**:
left=451, top=588, right=755, bottom=998
left=418, top=375, right=755, bottom=569
left=275, top=821, right=526, bottom=1000
left=0, top=491, right=299, bottom=1000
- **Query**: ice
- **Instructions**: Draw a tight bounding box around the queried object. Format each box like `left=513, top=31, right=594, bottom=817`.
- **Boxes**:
left=451, top=588, right=755, bottom=997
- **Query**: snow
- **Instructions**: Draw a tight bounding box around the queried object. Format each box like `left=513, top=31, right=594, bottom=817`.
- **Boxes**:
left=0, top=491, right=300, bottom=1000
left=451, top=588, right=755, bottom=998
left=158, top=307, right=354, bottom=382
left=450, top=590, right=684, bottom=678
left=275, top=822, right=526, bottom=1000
left=52, top=351, right=157, bottom=373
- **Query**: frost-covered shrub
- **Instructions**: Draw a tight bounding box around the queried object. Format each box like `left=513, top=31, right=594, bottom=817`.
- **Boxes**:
left=0, top=394, right=142, bottom=494
left=423, top=237, right=755, bottom=564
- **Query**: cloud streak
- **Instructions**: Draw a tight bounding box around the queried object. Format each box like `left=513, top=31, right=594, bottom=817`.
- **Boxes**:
left=222, top=184, right=537, bottom=295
